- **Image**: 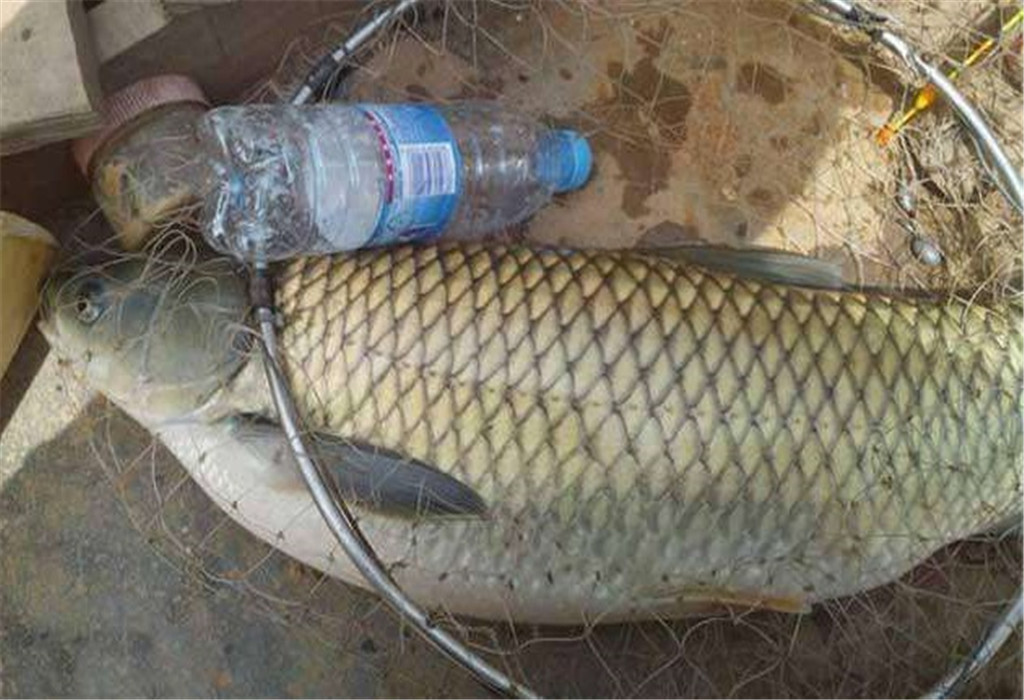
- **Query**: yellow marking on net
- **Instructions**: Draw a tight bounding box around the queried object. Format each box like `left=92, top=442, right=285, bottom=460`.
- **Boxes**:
left=876, top=8, right=1024, bottom=146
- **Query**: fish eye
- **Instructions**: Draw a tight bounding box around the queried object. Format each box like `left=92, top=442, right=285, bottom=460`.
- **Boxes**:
left=73, top=279, right=107, bottom=325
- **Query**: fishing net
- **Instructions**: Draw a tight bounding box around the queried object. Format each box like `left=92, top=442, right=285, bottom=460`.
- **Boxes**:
left=25, top=0, right=1024, bottom=697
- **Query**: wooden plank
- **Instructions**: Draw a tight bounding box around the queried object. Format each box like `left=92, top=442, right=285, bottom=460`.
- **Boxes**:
left=0, top=212, right=57, bottom=380
left=98, top=0, right=344, bottom=102
left=88, top=0, right=170, bottom=64
left=163, top=0, right=240, bottom=17
left=0, top=0, right=102, bottom=155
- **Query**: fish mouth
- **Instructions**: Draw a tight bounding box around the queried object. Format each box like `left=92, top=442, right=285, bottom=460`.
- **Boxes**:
left=36, top=270, right=68, bottom=343
left=35, top=311, right=55, bottom=344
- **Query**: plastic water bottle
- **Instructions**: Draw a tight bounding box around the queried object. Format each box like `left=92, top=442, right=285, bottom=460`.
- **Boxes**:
left=196, top=102, right=592, bottom=262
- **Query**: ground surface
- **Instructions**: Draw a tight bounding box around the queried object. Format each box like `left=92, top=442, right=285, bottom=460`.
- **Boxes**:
left=2, top=0, right=1022, bottom=698
left=1, top=400, right=388, bottom=699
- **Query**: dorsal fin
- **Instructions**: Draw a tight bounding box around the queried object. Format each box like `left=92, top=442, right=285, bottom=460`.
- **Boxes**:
left=640, top=234, right=845, bottom=290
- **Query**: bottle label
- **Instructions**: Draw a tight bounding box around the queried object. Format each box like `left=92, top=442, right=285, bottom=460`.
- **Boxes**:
left=358, top=105, right=461, bottom=245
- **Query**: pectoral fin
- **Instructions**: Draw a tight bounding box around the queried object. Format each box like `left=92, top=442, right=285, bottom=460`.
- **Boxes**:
left=643, top=232, right=845, bottom=290
left=225, top=415, right=487, bottom=518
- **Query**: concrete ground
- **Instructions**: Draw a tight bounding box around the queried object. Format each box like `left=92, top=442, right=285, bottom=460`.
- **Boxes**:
left=1, top=396, right=380, bottom=698
left=0, top=386, right=480, bottom=698
left=2, top=1, right=1021, bottom=697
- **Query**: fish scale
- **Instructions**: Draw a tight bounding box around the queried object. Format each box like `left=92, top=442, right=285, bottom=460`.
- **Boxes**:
left=273, top=243, right=1021, bottom=622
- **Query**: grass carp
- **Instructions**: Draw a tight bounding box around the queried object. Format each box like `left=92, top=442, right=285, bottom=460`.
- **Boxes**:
left=42, top=242, right=1022, bottom=624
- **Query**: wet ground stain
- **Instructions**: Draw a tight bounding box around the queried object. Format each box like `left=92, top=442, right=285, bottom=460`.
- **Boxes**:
left=735, top=62, right=792, bottom=105
left=348, top=0, right=927, bottom=285
left=592, top=54, right=692, bottom=219
left=745, top=186, right=778, bottom=212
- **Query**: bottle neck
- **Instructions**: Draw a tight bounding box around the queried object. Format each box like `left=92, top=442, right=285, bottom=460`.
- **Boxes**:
left=536, top=130, right=592, bottom=193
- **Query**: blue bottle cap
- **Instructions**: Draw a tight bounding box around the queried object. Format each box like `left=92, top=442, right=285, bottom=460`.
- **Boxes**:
left=543, top=130, right=593, bottom=193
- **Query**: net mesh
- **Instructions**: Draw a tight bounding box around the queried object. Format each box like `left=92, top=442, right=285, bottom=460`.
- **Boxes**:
left=53, top=0, right=1024, bottom=697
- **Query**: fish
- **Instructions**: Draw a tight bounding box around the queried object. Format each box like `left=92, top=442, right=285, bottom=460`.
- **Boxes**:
left=41, top=241, right=1023, bottom=624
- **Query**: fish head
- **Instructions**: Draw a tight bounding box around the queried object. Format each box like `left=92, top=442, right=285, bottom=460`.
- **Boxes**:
left=40, top=251, right=251, bottom=423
